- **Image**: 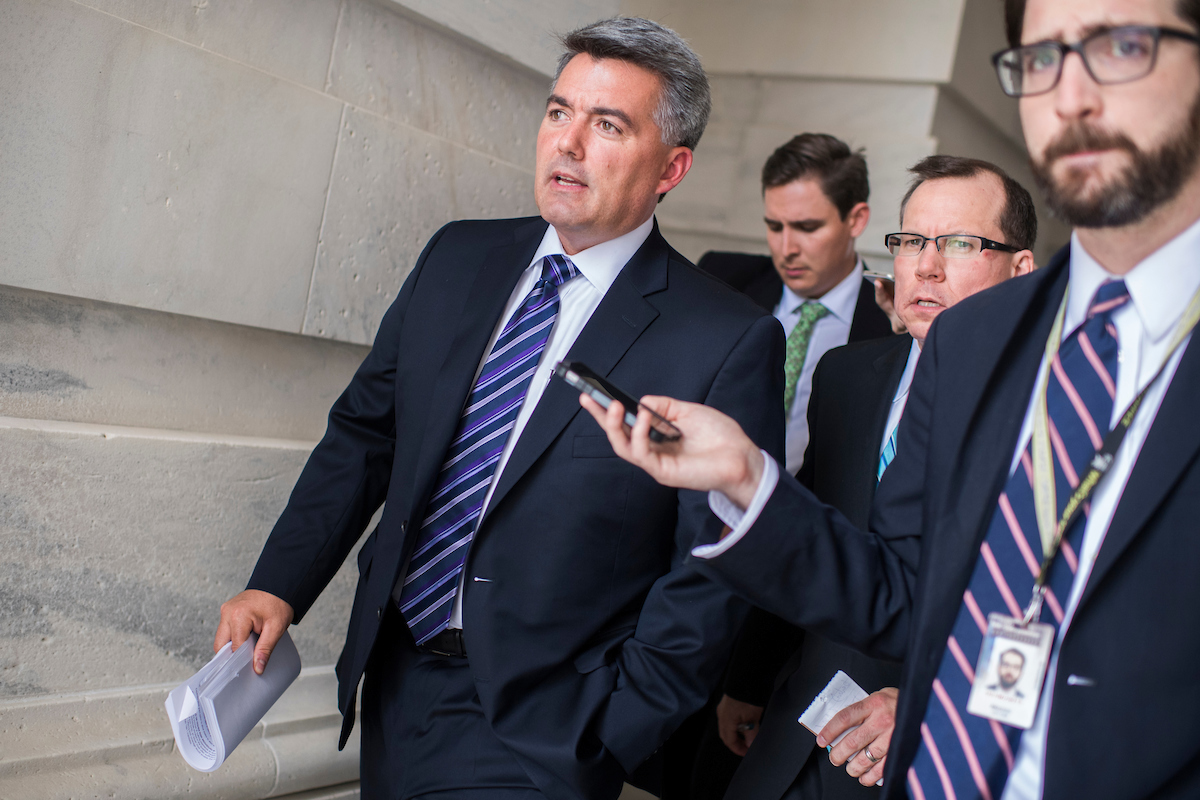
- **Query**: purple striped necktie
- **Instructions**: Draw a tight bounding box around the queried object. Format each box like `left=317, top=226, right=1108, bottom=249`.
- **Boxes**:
left=907, top=280, right=1129, bottom=800
left=396, top=253, right=579, bottom=645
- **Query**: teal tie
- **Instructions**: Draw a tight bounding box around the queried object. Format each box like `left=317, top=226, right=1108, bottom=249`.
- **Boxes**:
left=783, top=302, right=830, bottom=415
left=877, top=428, right=897, bottom=482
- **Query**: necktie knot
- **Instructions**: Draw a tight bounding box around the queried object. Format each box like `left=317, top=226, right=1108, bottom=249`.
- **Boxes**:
left=1087, top=280, right=1129, bottom=320
left=798, top=301, right=830, bottom=325
left=541, top=254, right=580, bottom=289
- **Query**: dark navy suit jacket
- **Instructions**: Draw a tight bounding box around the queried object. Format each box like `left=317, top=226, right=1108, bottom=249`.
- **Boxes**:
left=247, top=217, right=785, bottom=800
left=694, top=246, right=1200, bottom=798
left=724, top=335, right=911, bottom=800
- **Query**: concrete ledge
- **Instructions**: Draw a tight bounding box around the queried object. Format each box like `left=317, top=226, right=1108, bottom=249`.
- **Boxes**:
left=0, top=283, right=367, bottom=441
left=0, top=668, right=358, bottom=799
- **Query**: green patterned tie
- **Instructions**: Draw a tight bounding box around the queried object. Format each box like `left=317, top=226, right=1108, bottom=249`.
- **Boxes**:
left=782, top=302, right=830, bottom=415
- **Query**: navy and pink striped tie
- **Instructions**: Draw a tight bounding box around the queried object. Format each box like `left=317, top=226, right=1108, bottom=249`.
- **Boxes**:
left=397, top=254, right=579, bottom=645
left=907, top=280, right=1129, bottom=800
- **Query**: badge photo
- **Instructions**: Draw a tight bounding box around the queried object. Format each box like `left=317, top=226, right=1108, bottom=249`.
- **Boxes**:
left=966, top=613, right=1054, bottom=730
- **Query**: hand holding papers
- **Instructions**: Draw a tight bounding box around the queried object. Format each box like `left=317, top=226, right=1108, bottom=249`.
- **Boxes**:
left=165, top=630, right=301, bottom=772
left=799, top=671, right=886, bottom=787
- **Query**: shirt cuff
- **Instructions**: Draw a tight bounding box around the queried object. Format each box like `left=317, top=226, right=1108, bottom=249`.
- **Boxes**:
left=693, top=451, right=779, bottom=559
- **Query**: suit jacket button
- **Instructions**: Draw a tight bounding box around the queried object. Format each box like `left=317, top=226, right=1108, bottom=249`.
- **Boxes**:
left=376, top=607, right=382, bottom=618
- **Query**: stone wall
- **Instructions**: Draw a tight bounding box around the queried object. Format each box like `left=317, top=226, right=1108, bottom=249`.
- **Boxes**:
left=0, top=0, right=612, bottom=797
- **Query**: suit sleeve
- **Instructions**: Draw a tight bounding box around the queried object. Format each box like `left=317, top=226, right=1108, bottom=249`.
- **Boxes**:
left=722, top=355, right=829, bottom=706
left=245, top=223, right=453, bottom=622
left=596, top=313, right=787, bottom=771
left=722, top=606, right=804, bottom=705
left=688, top=325, right=934, bottom=661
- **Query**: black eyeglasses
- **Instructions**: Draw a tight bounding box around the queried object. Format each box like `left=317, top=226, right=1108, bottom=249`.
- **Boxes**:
left=884, top=233, right=1019, bottom=258
left=992, top=25, right=1200, bottom=97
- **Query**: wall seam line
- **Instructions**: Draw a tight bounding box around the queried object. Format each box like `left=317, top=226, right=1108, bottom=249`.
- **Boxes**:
left=304, top=102, right=349, bottom=336
left=324, top=0, right=346, bottom=92
left=0, top=666, right=337, bottom=711
left=63, top=0, right=535, bottom=174
left=0, top=416, right=318, bottom=450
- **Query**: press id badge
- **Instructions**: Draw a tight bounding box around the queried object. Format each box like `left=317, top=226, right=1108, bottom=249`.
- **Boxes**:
left=966, top=613, right=1054, bottom=729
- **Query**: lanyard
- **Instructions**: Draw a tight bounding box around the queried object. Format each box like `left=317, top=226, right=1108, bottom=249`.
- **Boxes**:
left=1022, top=282, right=1200, bottom=626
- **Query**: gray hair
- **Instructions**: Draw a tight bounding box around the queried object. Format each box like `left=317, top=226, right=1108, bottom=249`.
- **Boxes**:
left=553, top=17, right=710, bottom=151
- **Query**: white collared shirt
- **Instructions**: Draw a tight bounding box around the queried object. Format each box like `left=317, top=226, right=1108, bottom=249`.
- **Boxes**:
left=776, top=259, right=865, bottom=473
left=700, top=217, right=1200, bottom=798
left=438, top=215, right=655, bottom=628
left=880, top=338, right=922, bottom=458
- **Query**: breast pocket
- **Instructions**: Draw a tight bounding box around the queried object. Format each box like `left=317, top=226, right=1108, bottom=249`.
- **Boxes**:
left=573, top=434, right=619, bottom=459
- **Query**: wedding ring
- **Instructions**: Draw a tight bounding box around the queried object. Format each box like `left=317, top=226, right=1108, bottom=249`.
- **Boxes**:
left=865, top=746, right=881, bottom=763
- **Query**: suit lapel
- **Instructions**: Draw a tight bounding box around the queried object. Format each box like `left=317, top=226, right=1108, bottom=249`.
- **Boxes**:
left=482, top=226, right=668, bottom=519
left=409, top=221, right=547, bottom=524
left=1078, top=332, right=1200, bottom=608
left=931, top=253, right=1071, bottom=589
left=864, top=335, right=913, bottom=474
left=843, top=336, right=913, bottom=526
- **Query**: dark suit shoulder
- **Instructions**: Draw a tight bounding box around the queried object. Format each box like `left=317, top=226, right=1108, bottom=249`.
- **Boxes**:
left=696, top=250, right=777, bottom=293
left=668, top=252, right=779, bottom=326
left=696, top=251, right=774, bottom=288
left=696, top=251, right=782, bottom=313
left=435, top=215, right=548, bottom=246
left=818, top=332, right=913, bottom=374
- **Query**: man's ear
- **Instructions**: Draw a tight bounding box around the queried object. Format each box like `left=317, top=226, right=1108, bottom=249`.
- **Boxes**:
left=1010, top=249, right=1036, bottom=276
left=655, top=146, right=693, bottom=197
left=846, top=202, right=870, bottom=238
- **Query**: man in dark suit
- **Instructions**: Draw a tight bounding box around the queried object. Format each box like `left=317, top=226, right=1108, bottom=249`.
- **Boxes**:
left=677, top=134, right=891, bottom=799
left=212, top=18, right=784, bottom=800
left=682, top=133, right=891, bottom=797
left=585, top=0, right=1200, bottom=795
left=698, top=134, right=893, bottom=477
left=722, top=156, right=1036, bottom=800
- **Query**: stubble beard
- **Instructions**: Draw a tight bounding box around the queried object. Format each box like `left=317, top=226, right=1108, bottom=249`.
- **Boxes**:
left=1030, top=89, right=1200, bottom=228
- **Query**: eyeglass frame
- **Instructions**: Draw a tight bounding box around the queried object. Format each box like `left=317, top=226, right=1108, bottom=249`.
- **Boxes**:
left=883, top=232, right=1021, bottom=258
left=991, top=25, right=1200, bottom=98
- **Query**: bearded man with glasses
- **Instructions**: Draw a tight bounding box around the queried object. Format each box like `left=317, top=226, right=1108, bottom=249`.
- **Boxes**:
left=582, top=0, right=1200, bottom=798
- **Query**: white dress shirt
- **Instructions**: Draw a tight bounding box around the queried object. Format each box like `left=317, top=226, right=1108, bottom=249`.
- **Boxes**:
left=438, top=215, right=654, bottom=628
left=880, top=338, right=922, bottom=458
left=698, top=216, right=1200, bottom=797
left=778, top=259, right=865, bottom=473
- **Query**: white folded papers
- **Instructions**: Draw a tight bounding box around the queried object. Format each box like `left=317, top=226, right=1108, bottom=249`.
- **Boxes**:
left=165, top=630, right=302, bottom=772
left=798, top=670, right=884, bottom=786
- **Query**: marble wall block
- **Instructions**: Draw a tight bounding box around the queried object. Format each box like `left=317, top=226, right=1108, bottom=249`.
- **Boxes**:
left=1, top=670, right=359, bottom=799
left=389, top=0, right=620, bottom=78
left=0, top=284, right=367, bottom=440
left=622, top=0, right=965, bottom=82
left=329, top=0, right=546, bottom=169
left=0, top=0, right=342, bottom=333
left=0, top=428, right=362, bottom=698
left=303, top=107, right=536, bottom=344
left=947, top=0, right=1024, bottom=147
left=72, top=0, right=344, bottom=92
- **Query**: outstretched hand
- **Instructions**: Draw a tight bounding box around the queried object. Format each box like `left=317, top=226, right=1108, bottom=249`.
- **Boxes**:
left=214, top=589, right=294, bottom=675
left=578, top=393, right=764, bottom=509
